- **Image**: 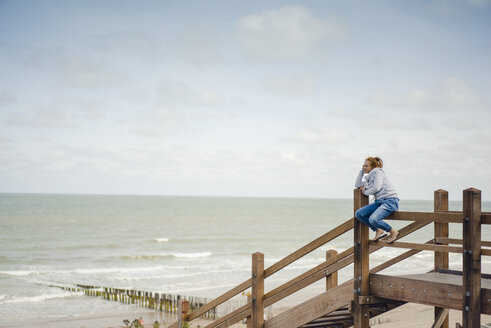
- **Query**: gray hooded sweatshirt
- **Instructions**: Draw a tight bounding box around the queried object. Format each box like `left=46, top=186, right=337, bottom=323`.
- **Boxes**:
left=355, top=168, right=399, bottom=200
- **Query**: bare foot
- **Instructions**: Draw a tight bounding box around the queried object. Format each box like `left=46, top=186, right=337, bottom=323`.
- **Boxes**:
left=386, top=229, right=399, bottom=244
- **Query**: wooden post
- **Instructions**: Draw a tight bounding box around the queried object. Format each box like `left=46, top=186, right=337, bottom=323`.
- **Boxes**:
left=326, top=249, right=338, bottom=290
left=353, top=188, right=370, bottom=328
left=462, top=188, right=481, bottom=328
left=434, top=189, right=449, bottom=328
left=251, top=252, right=264, bottom=328
left=177, top=299, right=189, bottom=328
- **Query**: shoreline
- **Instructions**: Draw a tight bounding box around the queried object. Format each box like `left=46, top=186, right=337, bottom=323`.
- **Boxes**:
left=3, top=304, right=491, bottom=328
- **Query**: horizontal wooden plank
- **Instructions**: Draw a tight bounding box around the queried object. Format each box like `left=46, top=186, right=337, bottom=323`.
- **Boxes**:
left=373, top=240, right=462, bottom=253
left=370, top=274, right=462, bottom=310
left=482, top=213, right=491, bottom=224
left=483, top=249, right=491, bottom=256
left=435, top=237, right=491, bottom=248
left=388, top=211, right=463, bottom=223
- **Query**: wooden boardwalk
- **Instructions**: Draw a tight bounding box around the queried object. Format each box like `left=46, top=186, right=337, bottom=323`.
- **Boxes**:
left=168, top=188, right=490, bottom=328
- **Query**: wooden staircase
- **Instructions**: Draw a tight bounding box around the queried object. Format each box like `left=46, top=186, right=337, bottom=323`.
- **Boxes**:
left=169, top=188, right=491, bottom=328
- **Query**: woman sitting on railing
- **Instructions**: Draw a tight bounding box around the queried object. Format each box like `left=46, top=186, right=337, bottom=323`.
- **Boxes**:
left=354, top=156, right=399, bottom=243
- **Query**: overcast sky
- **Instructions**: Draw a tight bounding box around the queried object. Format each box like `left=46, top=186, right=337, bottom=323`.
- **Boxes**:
left=0, top=0, right=490, bottom=200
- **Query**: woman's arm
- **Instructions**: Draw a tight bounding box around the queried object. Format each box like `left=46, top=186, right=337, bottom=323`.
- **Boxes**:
left=363, top=170, right=383, bottom=195
left=354, top=169, right=364, bottom=188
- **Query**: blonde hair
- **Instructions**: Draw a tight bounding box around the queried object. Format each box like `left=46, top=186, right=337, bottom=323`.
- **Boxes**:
left=365, top=156, right=384, bottom=169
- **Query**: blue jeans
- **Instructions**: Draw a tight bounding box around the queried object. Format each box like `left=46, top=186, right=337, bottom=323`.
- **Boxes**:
left=355, top=198, right=399, bottom=232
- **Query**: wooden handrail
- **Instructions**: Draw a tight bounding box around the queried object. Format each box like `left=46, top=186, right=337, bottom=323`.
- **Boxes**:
left=169, top=188, right=489, bottom=328
left=169, top=218, right=354, bottom=326
left=172, top=218, right=432, bottom=328
left=262, top=219, right=432, bottom=308
left=389, top=211, right=463, bottom=223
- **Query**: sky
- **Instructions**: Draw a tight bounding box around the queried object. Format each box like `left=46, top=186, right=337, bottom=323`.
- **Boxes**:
left=0, top=0, right=490, bottom=200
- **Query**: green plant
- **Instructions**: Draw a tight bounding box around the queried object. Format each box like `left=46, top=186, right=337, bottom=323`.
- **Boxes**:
left=122, top=317, right=144, bottom=328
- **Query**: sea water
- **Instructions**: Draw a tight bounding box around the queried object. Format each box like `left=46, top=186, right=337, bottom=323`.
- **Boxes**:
left=0, top=193, right=490, bottom=325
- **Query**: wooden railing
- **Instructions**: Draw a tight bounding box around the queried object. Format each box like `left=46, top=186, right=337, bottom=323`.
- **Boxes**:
left=169, top=188, right=490, bottom=328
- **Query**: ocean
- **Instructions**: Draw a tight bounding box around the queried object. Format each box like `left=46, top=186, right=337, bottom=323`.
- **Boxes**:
left=1, top=193, right=490, bottom=326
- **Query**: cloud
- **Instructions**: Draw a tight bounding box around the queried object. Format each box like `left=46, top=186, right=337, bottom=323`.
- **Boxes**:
left=57, top=55, right=132, bottom=88
left=157, top=81, right=222, bottom=108
left=284, top=127, right=351, bottom=144
left=170, top=26, right=222, bottom=66
left=367, top=77, right=488, bottom=111
left=264, top=74, right=317, bottom=97
left=0, top=92, right=16, bottom=106
left=7, top=107, right=75, bottom=128
left=74, top=99, right=106, bottom=119
left=130, top=108, right=187, bottom=138
left=237, top=5, right=347, bottom=59
left=91, top=30, right=164, bottom=62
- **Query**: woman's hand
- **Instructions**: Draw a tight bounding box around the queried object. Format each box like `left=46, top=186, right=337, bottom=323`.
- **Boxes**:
left=359, top=186, right=365, bottom=193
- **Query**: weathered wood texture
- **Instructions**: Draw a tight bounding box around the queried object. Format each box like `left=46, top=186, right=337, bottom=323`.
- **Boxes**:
left=353, top=188, right=369, bottom=328
left=171, top=187, right=489, bottom=328
left=264, top=281, right=353, bottom=328
left=462, top=188, right=481, bottom=328
left=434, top=189, right=450, bottom=328
left=262, top=218, right=431, bottom=308
left=370, top=273, right=462, bottom=310
left=389, top=211, right=462, bottom=223
left=251, top=252, right=264, bottom=328
left=370, top=240, right=462, bottom=253
left=431, top=308, right=450, bottom=328
left=370, top=272, right=491, bottom=315
left=326, top=249, right=338, bottom=290
left=434, top=238, right=491, bottom=248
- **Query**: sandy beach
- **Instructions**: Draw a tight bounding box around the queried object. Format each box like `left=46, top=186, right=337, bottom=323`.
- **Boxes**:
left=3, top=303, right=490, bottom=328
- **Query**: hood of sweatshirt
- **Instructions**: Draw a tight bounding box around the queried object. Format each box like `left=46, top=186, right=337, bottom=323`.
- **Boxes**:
left=366, top=167, right=384, bottom=182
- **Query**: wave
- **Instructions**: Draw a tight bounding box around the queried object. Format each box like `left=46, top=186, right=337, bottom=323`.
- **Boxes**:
left=174, top=252, right=212, bottom=258
left=111, top=267, right=249, bottom=281
left=154, top=237, right=169, bottom=242
left=122, top=252, right=212, bottom=260
left=2, top=291, right=81, bottom=304
left=0, top=270, right=37, bottom=276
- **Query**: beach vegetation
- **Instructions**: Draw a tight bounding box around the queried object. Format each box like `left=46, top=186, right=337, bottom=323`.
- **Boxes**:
left=122, top=317, right=145, bottom=328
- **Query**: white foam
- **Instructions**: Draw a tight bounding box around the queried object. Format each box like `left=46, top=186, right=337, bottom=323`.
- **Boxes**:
left=0, top=270, right=37, bottom=276
left=155, top=237, right=169, bottom=242
left=173, top=252, right=212, bottom=258
left=3, top=291, right=81, bottom=304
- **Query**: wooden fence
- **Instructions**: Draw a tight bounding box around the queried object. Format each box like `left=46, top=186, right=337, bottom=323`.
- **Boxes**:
left=167, top=188, right=490, bottom=328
